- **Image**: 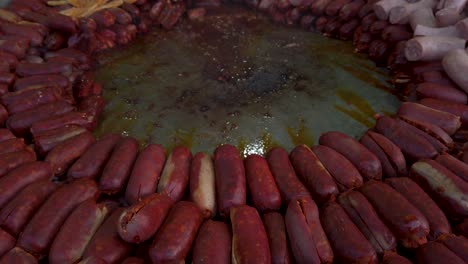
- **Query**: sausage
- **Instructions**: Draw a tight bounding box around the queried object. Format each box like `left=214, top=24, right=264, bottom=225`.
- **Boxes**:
left=0, top=128, right=14, bottom=142
left=321, top=201, right=378, bottom=263
left=47, top=48, right=91, bottom=68
left=78, top=256, right=107, bottom=264
left=358, top=134, right=395, bottom=179
left=83, top=208, right=132, bottom=264
left=416, top=82, right=468, bottom=104
left=108, top=8, right=132, bottom=25
left=157, top=146, right=192, bottom=202
left=33, top=125, right=88, bottom=156
left=13, top=74, right=69, bottom=92
left=214, top=144, right=246, bottom=218
left=398, top=114, right=453, bottom=149
left=397, top=102, right=461, bottom=135
left=312, top=145, right=363, bottom=191
left=16, top=61, right=73, bottom=77
left=421, top=97, right=468, bottom=124
left=30, top=112, right=91, bottom=136
left=121, top=257, right=145, bottom=264
left=68, top=134, right=121, bottom=179
left=360, top=180, right=430, bottom=248
left=0, top=138, right=25, bottom=155
left=437, top=234, right=468, bottom=262
left=149, top=201, right=204, bottom=263
left=410, top=159, right=468, bottom=219
left=416, top=241, right=465, bottom=264
left=230, top=205, right=271, bottom=264
left=0, top=161, right=52, bottom=208
left=17, top=179, right=99, bottom=255
left=262, top=212, right=292, bottom=264
left=99, top=137, right=139, bottom=194
left=125, top=144, right=166, bottom=204
left=6, top=100, right=75, bottom=136
left=117, top=193, right=173, bottom=243
left=435, top=153, right=468, bottom=182
left=325, top=0, right=352, bottom=16
left=1, top=86, right=62, bottom=115
left=319, top=131, right=382, bottom=180
left=0, top=180, right=58, bottom=236
left=45, top=131, right=96, bottom=175
left=189, top=152, right=216, bottom=218
left=285, top=198, right=334, bottom=264
left=289, top=145, right=338, bottom=204
left=0, top=228, right=14, bottom=257
left=385, top=177, right=451, bottom=240
left=457, top=218, right=468, bottom=237
left=337, top=190, right=397, bottom=254
left=381, top=251, right=412, bottom=264
left=0, top=247, right=37, bottom=264
left=49, top=200, right=111, bottom=264
left=0, top=51, right=18, bottom=70
left=0, top=36, right=30, bottom=59
left=192, top=220, right=231, bottom=264
left=244, top=154, right=281, bottom=212
left=375, top=116, right=438, bottom=160
left=0, top=147, right=36, bottom=177
left=266, top=147, right=312, bottom=204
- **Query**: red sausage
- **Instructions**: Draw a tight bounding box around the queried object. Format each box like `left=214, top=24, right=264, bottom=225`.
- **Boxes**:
left=125, top=144, right=166, bottom=204
left=416, top=241, right=465, bottom=264
left=263, top=212, right=292, bottom=264
left=99, top=137, right=139, bottom=194
left=290, top=145, right=338, bottom=204
left=0, top=138, right=25, bottom=155
left=214, top=144, right=246, bottom=218
left=189, top=152, right=217, bottom=218
left=1, top=86, right=63, bottom=115
left=33, top=125, right=88, bottom=155
left=149, top=201, right=204, bottom=263
left=0, top=180, right=58, bottom=236
left=30, top=112, right=92, bottom=135
left=244, top=154, right=281, bottom=212
left=436, top=153, right=468, bottom=182
left=17, top=179, right=99, bottom=255
left=68, top=133, right=121, bottom=179
left=319, top=131, right=382, bottom=180
left=437, top=234, right=468, bottom=262
left=83, top=208, right=132, bottom=264
left=0, top=128, right=14, bottom=142
left=0, top=161, right=52, bottom=208
left=0, top=228, right=15, bottom=257
left=49, top=200, right=111, bottom=264
left=0, top=147, right=36, bottom=177
left=192, top=220, right=231, bottom=264
left=157, top=146, right=192, bottom=202
left=266, top=147, right=312, bottom=204
left=45, top=131, right=96, bottom=175
left=0, top=247, right=37, bottom=264
left=13, top=74, right=69, bottom=92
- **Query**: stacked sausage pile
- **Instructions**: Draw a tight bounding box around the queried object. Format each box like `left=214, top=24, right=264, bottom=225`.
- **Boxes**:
left=0, top=0, right=467, bottom=263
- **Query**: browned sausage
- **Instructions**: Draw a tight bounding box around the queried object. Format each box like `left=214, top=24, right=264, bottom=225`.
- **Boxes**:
left=68, top=133, right=121, bottom=179
left=49, top=200, right=111, bottom=264
left=416, top=241, right=465, bottom=264
left=117, top=193, right=173, bottom=243
left=0, top=247, right=37, bottom=264
left=360, top=180, right=430, bottom=248
left=230, top=205, right=271, bottom=264
left=125, top=144, right=166, bottom=204
left=0, top=147, right=36, bottom=177
left=83, top=208, right=132, bottom=264
left=244, top=154, right=281, bottom=212
left=285, top=198, right=334, bottom=264
left=0, top=161, right=52, bottom=208
left=263, top=212, right=292, bottom=264
left=319, top=131, right=382, bottom=180
left=157, top=146, right=192, bottom=202
left=0, top=228, right=14, bottom=257
left=192, top=220, right=231, bottom=264
left=290, top=145, right=338, bottom=204
left=99, top=137, right=139, bottom=194
left=337, top=190, right=397, bottom=254
left=266, top=147, right=312, bottom=204
left=17, top=179, right=99, bottom=254
left=436, top=153, right=468, bottom=182
left=45, top=131, right=96, bottom=175
left=321, top=201, right=378, bottom=263
left=385, top=177, right=451, bottom=240
left=189, top=152, right=216, bottom=218
left=214, top=144, right=246, bottom=218
left=0, top=180, right=58, bottom=236
left=149, top=201, right=204, bottom=263
left=410, top=159, right=468, bottom=219
left=312, top=145, right=363, bottom=191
